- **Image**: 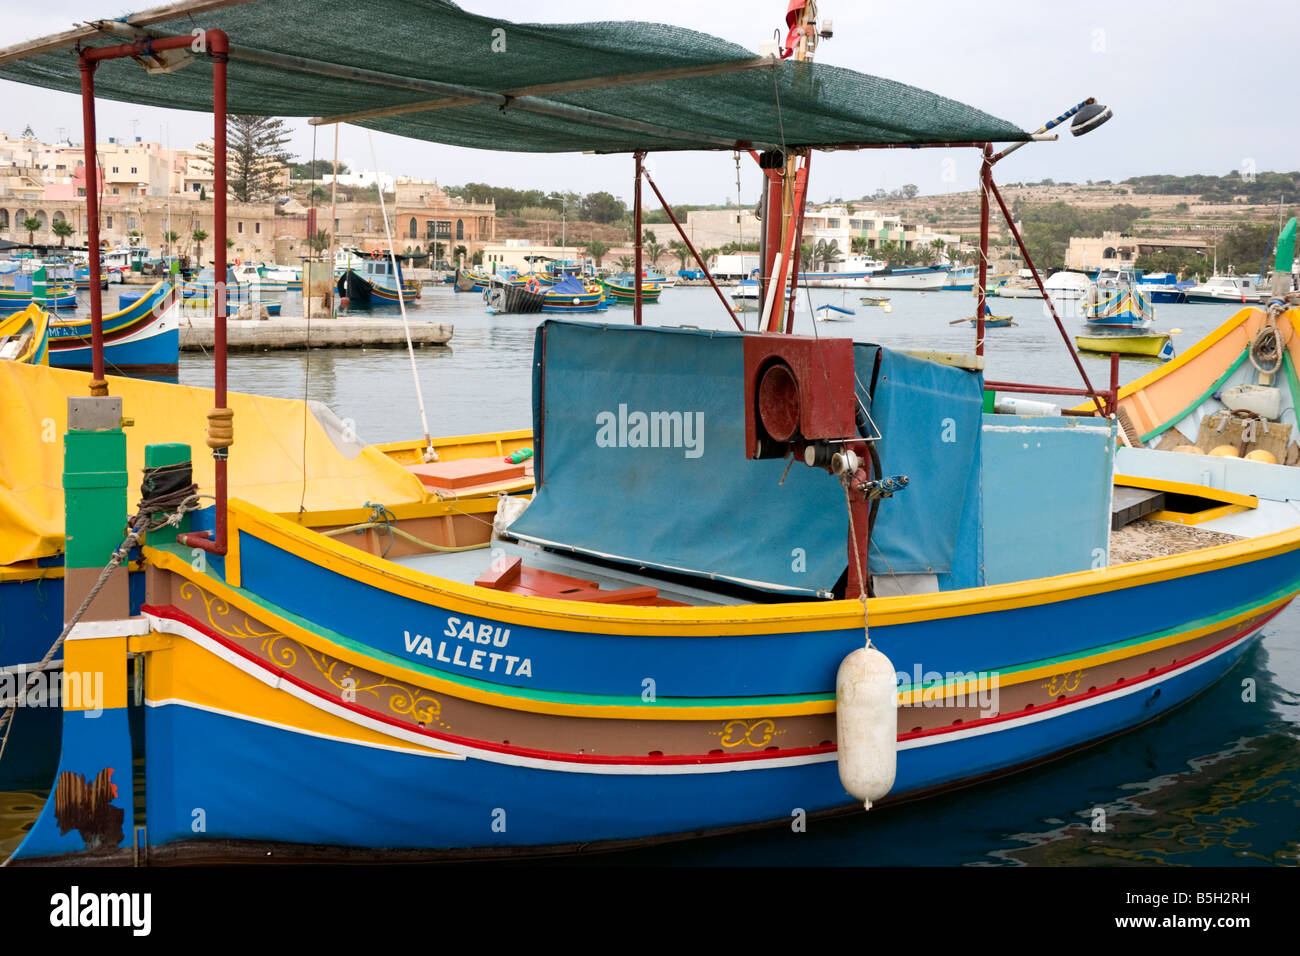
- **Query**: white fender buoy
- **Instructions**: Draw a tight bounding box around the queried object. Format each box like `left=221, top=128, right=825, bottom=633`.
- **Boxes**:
left=835, top=645, right=898, bottom=808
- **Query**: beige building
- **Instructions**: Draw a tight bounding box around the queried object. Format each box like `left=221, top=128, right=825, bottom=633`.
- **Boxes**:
left=0, top=132, right=496, bottom=265
left=643, top=207, right=760, bottom=250
left=643, top=202, right=961, bottom=257
left=480, top=240, right=588, bottom=273
left=1066, top=230, right=1212, bottom=271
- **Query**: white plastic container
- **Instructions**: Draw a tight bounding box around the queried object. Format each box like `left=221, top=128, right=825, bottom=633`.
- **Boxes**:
left=994, top=397, right=1061, bottom=417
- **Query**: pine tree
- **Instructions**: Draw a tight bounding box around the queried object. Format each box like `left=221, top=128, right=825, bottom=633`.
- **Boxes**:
left=199, top=115, right=295, bottom=202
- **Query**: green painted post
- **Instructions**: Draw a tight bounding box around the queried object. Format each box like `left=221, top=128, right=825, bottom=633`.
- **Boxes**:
left=62, top=397, right=130, bottom=624
left=144, top=442, right=192, bottom=533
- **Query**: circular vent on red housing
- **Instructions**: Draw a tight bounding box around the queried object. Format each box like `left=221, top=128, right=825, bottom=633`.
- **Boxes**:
left=757, top=361, right=801, bottom=443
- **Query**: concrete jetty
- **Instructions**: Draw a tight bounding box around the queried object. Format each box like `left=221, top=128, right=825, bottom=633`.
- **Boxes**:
left=179, top=316, right=453, bottom=351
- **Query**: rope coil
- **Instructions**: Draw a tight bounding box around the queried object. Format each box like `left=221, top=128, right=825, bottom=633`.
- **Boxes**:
left=206, top=406, right=234, bottom=449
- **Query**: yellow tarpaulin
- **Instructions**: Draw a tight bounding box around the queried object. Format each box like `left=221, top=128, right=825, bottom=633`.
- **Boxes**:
left=0, top=362, right=429, bottom=564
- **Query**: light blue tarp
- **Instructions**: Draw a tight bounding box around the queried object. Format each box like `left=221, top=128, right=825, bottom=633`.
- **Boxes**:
left=860, top=349, right=985, bottom=588
left=511, top=320, right=984, bottom=596
left=981, top=414, right=1115, bottom=585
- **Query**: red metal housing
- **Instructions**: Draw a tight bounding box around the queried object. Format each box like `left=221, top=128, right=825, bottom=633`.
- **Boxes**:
left=743, top=334, right=858, bottom=458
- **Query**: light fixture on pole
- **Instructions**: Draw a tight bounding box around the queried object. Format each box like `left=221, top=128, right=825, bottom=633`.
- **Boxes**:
left=989, top=98, right=1113, bottom=164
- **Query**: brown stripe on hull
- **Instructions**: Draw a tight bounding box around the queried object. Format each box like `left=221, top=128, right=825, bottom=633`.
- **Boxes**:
left=896, top=612, right=1270, bottom=733
left=154, top=569, right=1270, bottom=762
left=164, top=576, right=836, bottom=758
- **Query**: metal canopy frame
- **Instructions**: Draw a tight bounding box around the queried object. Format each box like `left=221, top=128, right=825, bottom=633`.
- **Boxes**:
left=1, top=0, right=1112, bottom=561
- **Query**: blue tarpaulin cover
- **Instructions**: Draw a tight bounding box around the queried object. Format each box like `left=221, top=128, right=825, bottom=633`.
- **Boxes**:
left=511, top=320, right=984, bottom=596
left=861, top=349, right=985, bottom=588
left=546, top=276, right=589, bottom=296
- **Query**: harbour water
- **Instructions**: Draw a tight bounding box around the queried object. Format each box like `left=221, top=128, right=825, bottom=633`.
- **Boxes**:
left=3, top=284, right=1297, bottom=864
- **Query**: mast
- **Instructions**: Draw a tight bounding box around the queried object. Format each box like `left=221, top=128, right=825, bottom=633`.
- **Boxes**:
left=762, top=0, right=817, bottom=333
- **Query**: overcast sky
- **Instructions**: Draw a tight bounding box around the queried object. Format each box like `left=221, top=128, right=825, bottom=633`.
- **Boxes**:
left=2, top=0, right=1295, bottom=207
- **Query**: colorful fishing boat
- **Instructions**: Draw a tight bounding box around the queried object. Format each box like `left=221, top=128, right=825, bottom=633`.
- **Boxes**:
left=602, top=272, right=662, bottom=303
left=1078, top=222, right=1300, bottom=458
left=0, top=269, right=76, bottom=311
left=337, top=257, right=418, bottom=305
left=942, top=264, right=976, bottom=291
left=0, top=356, right=531, bottom=789
left=185, top=265, right=250, bottom=302
left=75, top=264, right=109, bottom=290
left=454, top=268, right=491, bottom=292
left=1075, top=331, right=1173, bottom=360
left=0, top=303, right=50, bottom=364
left=4, top=0, right=1297, bottom=868
left=1084, top=284, right=1154, bottom=329
left=969, top=314, right=1015, bottom=328
left=46, top=280, right=179, bottom=371
left=540, top=275, right=606, bottom=313
left=485, top=275, right=546, bottom=314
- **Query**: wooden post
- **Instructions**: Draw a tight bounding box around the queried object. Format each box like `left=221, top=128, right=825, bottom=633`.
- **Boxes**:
left=976, top=143, right=991, bottom=357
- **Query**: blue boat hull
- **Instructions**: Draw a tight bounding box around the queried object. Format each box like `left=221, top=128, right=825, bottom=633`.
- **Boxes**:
left=116, top=614, right=1265, bottom=856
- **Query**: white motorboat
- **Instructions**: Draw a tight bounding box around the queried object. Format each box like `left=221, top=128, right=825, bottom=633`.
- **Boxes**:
left=1183, top=273, right=1263, bottom=304
left=1044, top=270, right=1094, bottom=319
left=730, top=277, right=803, bottom=314
left=800, top=253, right=885, bottom=289
left=858, top=265, right=950, bottom=290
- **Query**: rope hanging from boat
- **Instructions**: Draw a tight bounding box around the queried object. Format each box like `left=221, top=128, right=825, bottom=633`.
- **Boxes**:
left=1249, top=314, right=1285, bottom=375
left=368, top=132, right=437, bottom=463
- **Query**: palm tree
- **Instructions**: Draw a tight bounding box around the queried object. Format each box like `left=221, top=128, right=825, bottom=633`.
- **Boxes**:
left=617, top=255, right=633, bottom=271
left=192, top=228, right=208, bottom=266
left=813, top=239, right=841, bottom=270
left=52, top=218, right=75, bottom=247
left=668, top=239, right=689, bottom=270
left=164, top=230, right=180, bottom=257
left=643, top=237, right=665, bottom=269
left=305, top=229, right=330, bottom=255
left=585, top=238, right=610, bottom=268
left=21, top=216, right=41, bottom=246
left=700, top=248, right=720, bottom=270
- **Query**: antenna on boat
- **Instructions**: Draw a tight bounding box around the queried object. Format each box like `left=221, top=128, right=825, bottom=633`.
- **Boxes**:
left=368, top=132, right=437, bottom=462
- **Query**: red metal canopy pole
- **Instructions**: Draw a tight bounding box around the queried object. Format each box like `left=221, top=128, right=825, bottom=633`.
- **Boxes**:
left=975, top=144, right=991, bottom=357
left=77, top=55, right=105, bottom=395
left=633, top=151, right=644, bottom=325
left=641, top=166, right=743, bottom=332
left=179, top=28, right=232, bottom=556
left=987, top=177, right=1105, bottom=414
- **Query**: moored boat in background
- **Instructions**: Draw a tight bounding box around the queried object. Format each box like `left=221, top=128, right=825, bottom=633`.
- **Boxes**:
left=1183, top=273, right=1263, bottom=304
left=858, top=264, right=949, bottom=290
left=0, top=303, right=49, bottom=365
left=46, top=280, right=179, bottom=371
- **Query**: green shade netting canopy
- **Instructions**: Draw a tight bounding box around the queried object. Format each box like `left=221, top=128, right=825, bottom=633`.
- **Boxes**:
left=0, top=0, right=1029, bottom=153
